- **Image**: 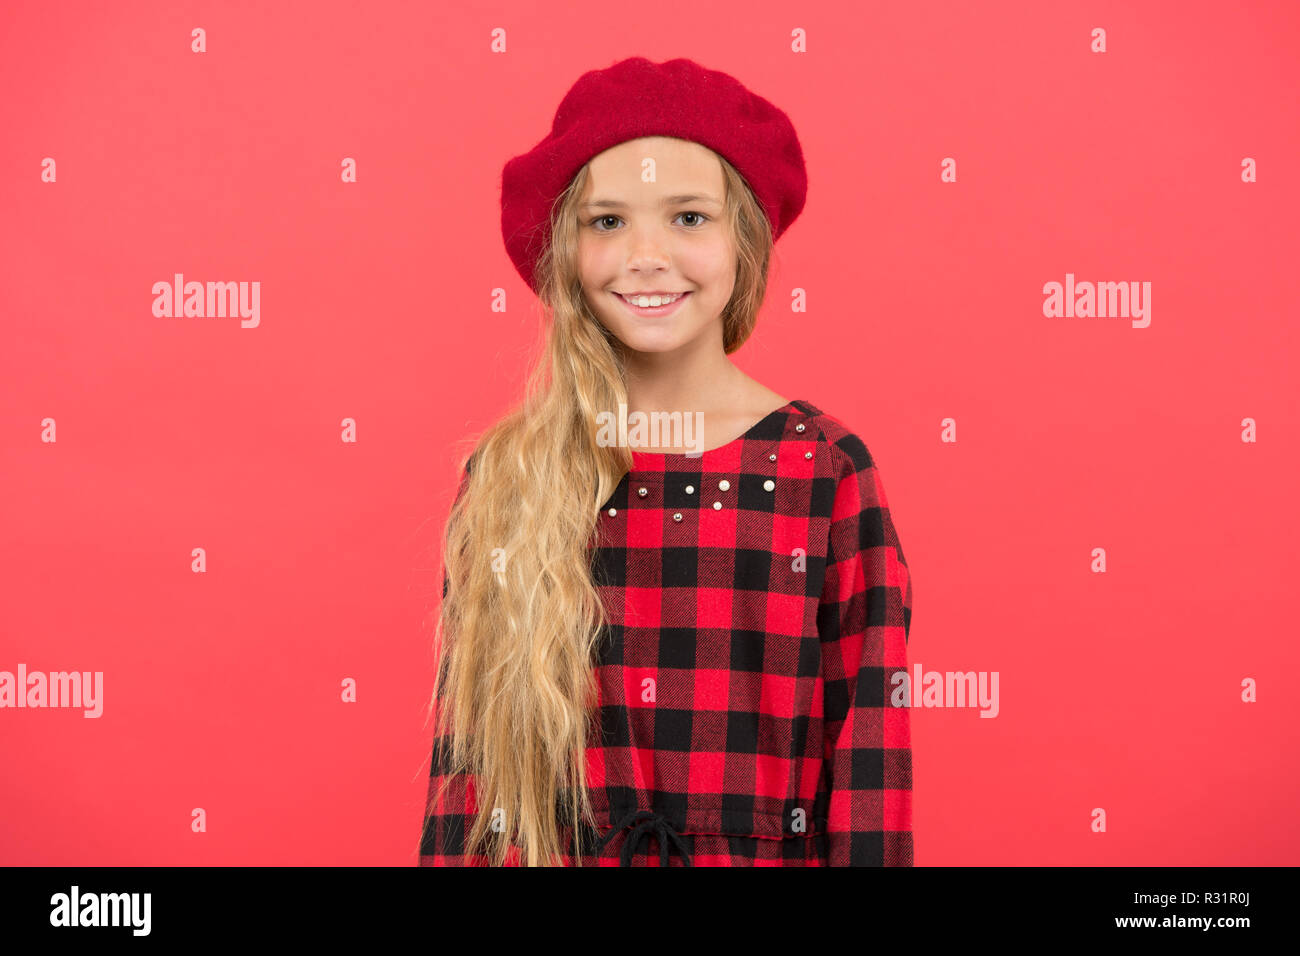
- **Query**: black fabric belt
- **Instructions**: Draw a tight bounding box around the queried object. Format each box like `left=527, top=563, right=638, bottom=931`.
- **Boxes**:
left=595, top=808, right=694, bottom=867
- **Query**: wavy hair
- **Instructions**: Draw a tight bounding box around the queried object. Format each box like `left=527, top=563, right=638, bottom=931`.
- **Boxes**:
left=421, top=145, right=775, bottom=865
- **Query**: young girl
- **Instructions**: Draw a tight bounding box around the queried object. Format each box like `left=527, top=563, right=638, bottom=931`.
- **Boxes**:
left=418, top=56, right=913, bottom=866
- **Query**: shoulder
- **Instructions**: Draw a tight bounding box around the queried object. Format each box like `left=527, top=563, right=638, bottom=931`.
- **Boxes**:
left=786, top=400, right=877, bottom=478
left=790, top=402, right=909, bottom=557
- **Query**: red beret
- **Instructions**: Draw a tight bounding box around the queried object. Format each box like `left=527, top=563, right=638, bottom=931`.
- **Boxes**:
left=500, top=56, right=808, bottom=293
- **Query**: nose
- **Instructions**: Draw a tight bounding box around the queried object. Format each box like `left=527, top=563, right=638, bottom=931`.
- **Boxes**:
left=624, top=225, right=671, bottom=272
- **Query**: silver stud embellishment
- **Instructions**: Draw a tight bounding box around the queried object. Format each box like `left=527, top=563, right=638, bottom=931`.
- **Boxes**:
left=637, top=487, right=648, bottom=497
left=607, top=507, right=617, bottom=517
left=804, top=452, right=813, bottom=459
left=685, top=484, right=694, bottom=494
left=795, top=423, right=806, bottom=433
left=672, top=512, right=683, bottom=522
left=763, top=479, right=775, bottom=491
left=713, top=501, right=722, bottom=510
left=769, top=453, right=777, bottom=462
left=718, top=479, right=730, bottom=491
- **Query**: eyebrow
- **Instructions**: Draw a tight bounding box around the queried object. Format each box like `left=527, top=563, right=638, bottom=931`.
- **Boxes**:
left=580, top=194, right=723, bottom=210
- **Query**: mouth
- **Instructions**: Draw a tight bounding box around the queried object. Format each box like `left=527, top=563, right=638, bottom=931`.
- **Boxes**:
left=612, top=290, right=692, bottom=316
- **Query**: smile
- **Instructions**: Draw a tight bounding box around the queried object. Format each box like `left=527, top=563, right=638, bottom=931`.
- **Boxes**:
left=613, top=291, right=692, bottom=316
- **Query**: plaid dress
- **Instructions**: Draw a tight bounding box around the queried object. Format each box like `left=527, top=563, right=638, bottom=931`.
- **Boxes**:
left=420, top=399, right=914, bottom=866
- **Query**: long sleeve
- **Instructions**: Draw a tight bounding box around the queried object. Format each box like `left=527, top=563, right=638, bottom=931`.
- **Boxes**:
left=422, top=733, right=488, bottom=864
left=816, top=435, right=914, bottom=866
left=420, top=450, right=522, bottom=865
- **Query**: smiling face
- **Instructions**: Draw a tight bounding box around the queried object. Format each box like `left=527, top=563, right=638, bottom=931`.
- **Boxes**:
left=577, top=137, right=735, bottom=356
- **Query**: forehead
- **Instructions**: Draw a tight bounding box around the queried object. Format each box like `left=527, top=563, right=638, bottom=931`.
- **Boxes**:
left=581, top=137, right=725, bottom=203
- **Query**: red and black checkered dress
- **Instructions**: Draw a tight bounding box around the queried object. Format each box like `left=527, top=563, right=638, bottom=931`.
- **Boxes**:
left=420, top=399, right=913, bottom=866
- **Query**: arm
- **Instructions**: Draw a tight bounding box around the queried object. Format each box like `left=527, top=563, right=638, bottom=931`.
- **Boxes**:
left=419, top=449, right=518, bottom=865
left=420, top=730, right=491, bottom=865
left=818, top=435, right=914, bottom=866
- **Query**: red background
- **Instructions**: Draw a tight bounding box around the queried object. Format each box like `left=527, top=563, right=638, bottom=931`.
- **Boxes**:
left=1, top=0, right=1296, bottom=865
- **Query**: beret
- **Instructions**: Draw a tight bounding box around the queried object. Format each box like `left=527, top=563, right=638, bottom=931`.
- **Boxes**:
left=500, top=56, right=808, bottom=293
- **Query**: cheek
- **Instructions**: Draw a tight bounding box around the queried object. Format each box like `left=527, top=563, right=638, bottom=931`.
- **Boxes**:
left=575, top=242, right=594, bottom=281
left=577, top=236, right=604, bottom=274
left=680, top=243, right=734, bottom=284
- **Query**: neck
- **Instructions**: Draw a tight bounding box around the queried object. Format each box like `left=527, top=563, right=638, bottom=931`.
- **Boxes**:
left=621, top=348, right=747, bottom=421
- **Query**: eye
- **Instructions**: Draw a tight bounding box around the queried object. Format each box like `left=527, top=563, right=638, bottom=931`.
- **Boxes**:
left=587, top=211, right=712, bottom=232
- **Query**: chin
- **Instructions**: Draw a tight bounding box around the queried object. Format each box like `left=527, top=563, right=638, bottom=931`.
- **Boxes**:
left=615, top=335, right=683, bottom=354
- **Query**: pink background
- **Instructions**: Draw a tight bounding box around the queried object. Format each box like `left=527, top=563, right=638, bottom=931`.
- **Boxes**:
left=1, top=0, right=1296, bottom=865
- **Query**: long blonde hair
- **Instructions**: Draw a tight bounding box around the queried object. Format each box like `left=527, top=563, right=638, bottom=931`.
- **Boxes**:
left=422, top=146, right=775, bottom=865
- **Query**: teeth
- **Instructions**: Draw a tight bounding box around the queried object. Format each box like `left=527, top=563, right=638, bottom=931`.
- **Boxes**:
left=621, top=292, right=683, bottom=308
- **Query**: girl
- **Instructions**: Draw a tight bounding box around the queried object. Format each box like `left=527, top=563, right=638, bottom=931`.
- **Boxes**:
left=418, top=56, right=913, bottom=866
